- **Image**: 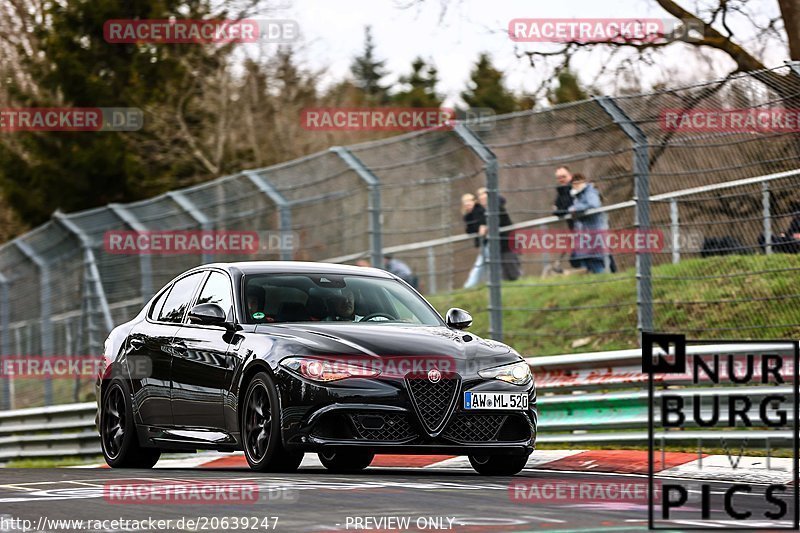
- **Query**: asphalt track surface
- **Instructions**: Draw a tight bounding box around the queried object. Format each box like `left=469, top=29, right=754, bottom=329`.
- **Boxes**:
left=0, top=461, right=795, bottom=533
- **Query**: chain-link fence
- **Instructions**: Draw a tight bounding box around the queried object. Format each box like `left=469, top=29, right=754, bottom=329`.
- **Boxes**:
left=2, top=64, right=800, bottom=409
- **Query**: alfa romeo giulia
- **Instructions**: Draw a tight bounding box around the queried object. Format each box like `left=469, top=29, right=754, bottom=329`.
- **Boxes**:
left=97, top=262, right=537, bottom=475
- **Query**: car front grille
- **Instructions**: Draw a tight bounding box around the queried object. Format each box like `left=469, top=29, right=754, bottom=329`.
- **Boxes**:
left=349, top=413, right=417, bottom=442
left=405, top=375, right=460, bottom=434
left=442, top=414, right=507, bottom=442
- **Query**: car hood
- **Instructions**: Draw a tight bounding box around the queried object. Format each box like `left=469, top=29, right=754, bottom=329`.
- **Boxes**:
left=254, top=323, right=517, bottom=364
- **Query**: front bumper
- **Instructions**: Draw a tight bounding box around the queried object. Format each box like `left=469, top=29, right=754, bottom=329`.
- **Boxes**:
left=274, top=369, right=537, bottom=455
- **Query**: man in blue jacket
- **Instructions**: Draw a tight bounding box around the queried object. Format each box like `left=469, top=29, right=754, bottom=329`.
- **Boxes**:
left=568, top=173, right=613, bottom=274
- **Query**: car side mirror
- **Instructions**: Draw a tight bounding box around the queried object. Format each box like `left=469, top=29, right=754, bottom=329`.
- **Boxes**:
left=188, top=303, right=227, bottom=326
left=445, top=308, right=472, bottom=330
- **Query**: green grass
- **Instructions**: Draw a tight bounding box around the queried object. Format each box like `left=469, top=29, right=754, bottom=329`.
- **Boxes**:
left=4, top=456, right=102, bottom=468
left=428, top=254, right=800, bottom=356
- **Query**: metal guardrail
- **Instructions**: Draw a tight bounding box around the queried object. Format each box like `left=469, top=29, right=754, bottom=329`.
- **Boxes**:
left=0, top=342, right=795, bottom=462
left=0, top=402, right=99, bottom=462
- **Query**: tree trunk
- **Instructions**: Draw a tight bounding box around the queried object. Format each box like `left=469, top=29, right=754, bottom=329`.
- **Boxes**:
left=779, top=0, right=800, bottom=60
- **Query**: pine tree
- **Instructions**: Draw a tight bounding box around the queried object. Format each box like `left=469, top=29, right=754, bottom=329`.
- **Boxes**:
left=350, top=26, right=390, bottom=104
left=461, top=53, right=518, bottom=115
left=548, top=69, right=590, bottom=104
left=393, top=57, right=442, bottom=108
left=0, top=0, right=228, bottom=225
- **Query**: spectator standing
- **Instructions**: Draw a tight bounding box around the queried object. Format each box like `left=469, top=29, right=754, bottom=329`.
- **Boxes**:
left=760, top=202, right=800, bottom=254
left=553, top=166, right=575, bottom=230
left=786, top=210, right=800, bottom=252
left=476, top=187, right=521, bottom=281
left=383, top=254, right=419, bottom=289
left=462, top=193, right=487, bottom=288
left=550, top=166, right=576, bottom=273
left=568, top=173, right=611, bottom=274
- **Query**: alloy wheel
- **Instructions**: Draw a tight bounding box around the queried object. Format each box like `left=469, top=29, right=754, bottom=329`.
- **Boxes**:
left=244, top=382, right=271, bottom=461
left=102, top=385, right=126, bottom=459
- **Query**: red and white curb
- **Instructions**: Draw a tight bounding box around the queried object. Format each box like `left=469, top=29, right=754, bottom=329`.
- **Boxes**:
left=73, top=449, right=793, bottom=483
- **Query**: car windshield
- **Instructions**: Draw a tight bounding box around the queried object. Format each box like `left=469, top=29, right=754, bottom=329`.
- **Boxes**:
left=243, top=273, right=442, bottom=326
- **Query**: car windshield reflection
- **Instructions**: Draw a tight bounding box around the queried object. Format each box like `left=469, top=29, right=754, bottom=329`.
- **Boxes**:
left=243, top=273, right=442, bottom=326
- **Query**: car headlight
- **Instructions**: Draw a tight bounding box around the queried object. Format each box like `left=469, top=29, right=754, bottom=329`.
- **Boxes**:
left=478, top=361, right=532, bottom=385
left=280, top=357, right=381, bottom=382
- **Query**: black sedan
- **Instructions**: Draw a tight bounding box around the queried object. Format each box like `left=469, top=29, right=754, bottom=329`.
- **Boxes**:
left=97, top=262, right=537, bottom=475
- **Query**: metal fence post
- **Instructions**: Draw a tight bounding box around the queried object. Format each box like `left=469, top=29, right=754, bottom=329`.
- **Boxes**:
left=0, top=272, right=9, bottom=409
left=670, top=199, right=680, bottom=264
left=243, top=171, right=293, bottom=261
left=762, top=182, right=772, bottom=255
left=13, top=239, right=53, bottom=405
left=454, top=123, right=503, bottom=341
left=167, top=191, right=214, bottom=265
left=108, top=204, right=153, bottom=301
left=53, top=212, right=115, bottom=334
left=596, top=96, right=653, bottom=337
left=330, top=147, right=383, bottom=267
left=427, top=247, right=437, bottom=294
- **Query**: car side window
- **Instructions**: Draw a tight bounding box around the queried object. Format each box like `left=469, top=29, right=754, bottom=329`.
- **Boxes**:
left=148, top=288, right=171, bottom=320
left=196, top=271, right=234, bottom=321
left=158, top=272, right=205, bottom=323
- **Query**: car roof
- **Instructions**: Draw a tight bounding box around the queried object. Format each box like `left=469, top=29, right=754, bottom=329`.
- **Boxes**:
left=201, top=260, right=395, bottom=279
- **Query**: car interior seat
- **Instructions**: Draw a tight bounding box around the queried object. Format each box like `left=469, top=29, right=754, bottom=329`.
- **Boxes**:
left=276, top=301, right=309, bottom=322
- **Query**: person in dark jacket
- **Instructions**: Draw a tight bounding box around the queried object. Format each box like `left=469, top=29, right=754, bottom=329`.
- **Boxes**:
left=553, top=166, right=575, bottom=230
left=759, top=203, right=800, bottom=254
left=785, top=213, right=800, bottom=253
left=552, top=166, right=576, bottom=272
left=477, top=187, right=521, bottom=281
left=462, top=193, right=487, bottom=288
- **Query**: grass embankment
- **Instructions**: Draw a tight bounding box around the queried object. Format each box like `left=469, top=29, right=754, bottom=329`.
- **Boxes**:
left=428, top=254, right=800, bottom=356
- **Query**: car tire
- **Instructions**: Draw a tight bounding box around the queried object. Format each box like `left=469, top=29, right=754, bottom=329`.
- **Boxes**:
left=101, top=381, right=161, bottom=468
left=318, top=450, right=374, bottom=473
left=241, top=371, right=304, bottom=472
left=468, top=454, right=529, bottom=476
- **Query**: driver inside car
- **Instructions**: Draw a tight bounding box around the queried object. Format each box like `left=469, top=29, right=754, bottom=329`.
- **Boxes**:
left=326, top=288, right=362, bottom=321
left=246, top=285, right=266, bottom=318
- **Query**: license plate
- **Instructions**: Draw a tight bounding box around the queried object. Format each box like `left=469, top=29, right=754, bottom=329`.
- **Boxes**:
left=464, top=392, right=528, bottom=410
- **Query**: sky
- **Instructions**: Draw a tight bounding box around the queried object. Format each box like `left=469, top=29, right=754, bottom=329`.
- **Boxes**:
left=248, top=0, right=787, bottom=106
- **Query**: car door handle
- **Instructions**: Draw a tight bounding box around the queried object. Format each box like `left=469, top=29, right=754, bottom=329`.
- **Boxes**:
left=168, top=342, right=187, bottom=356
